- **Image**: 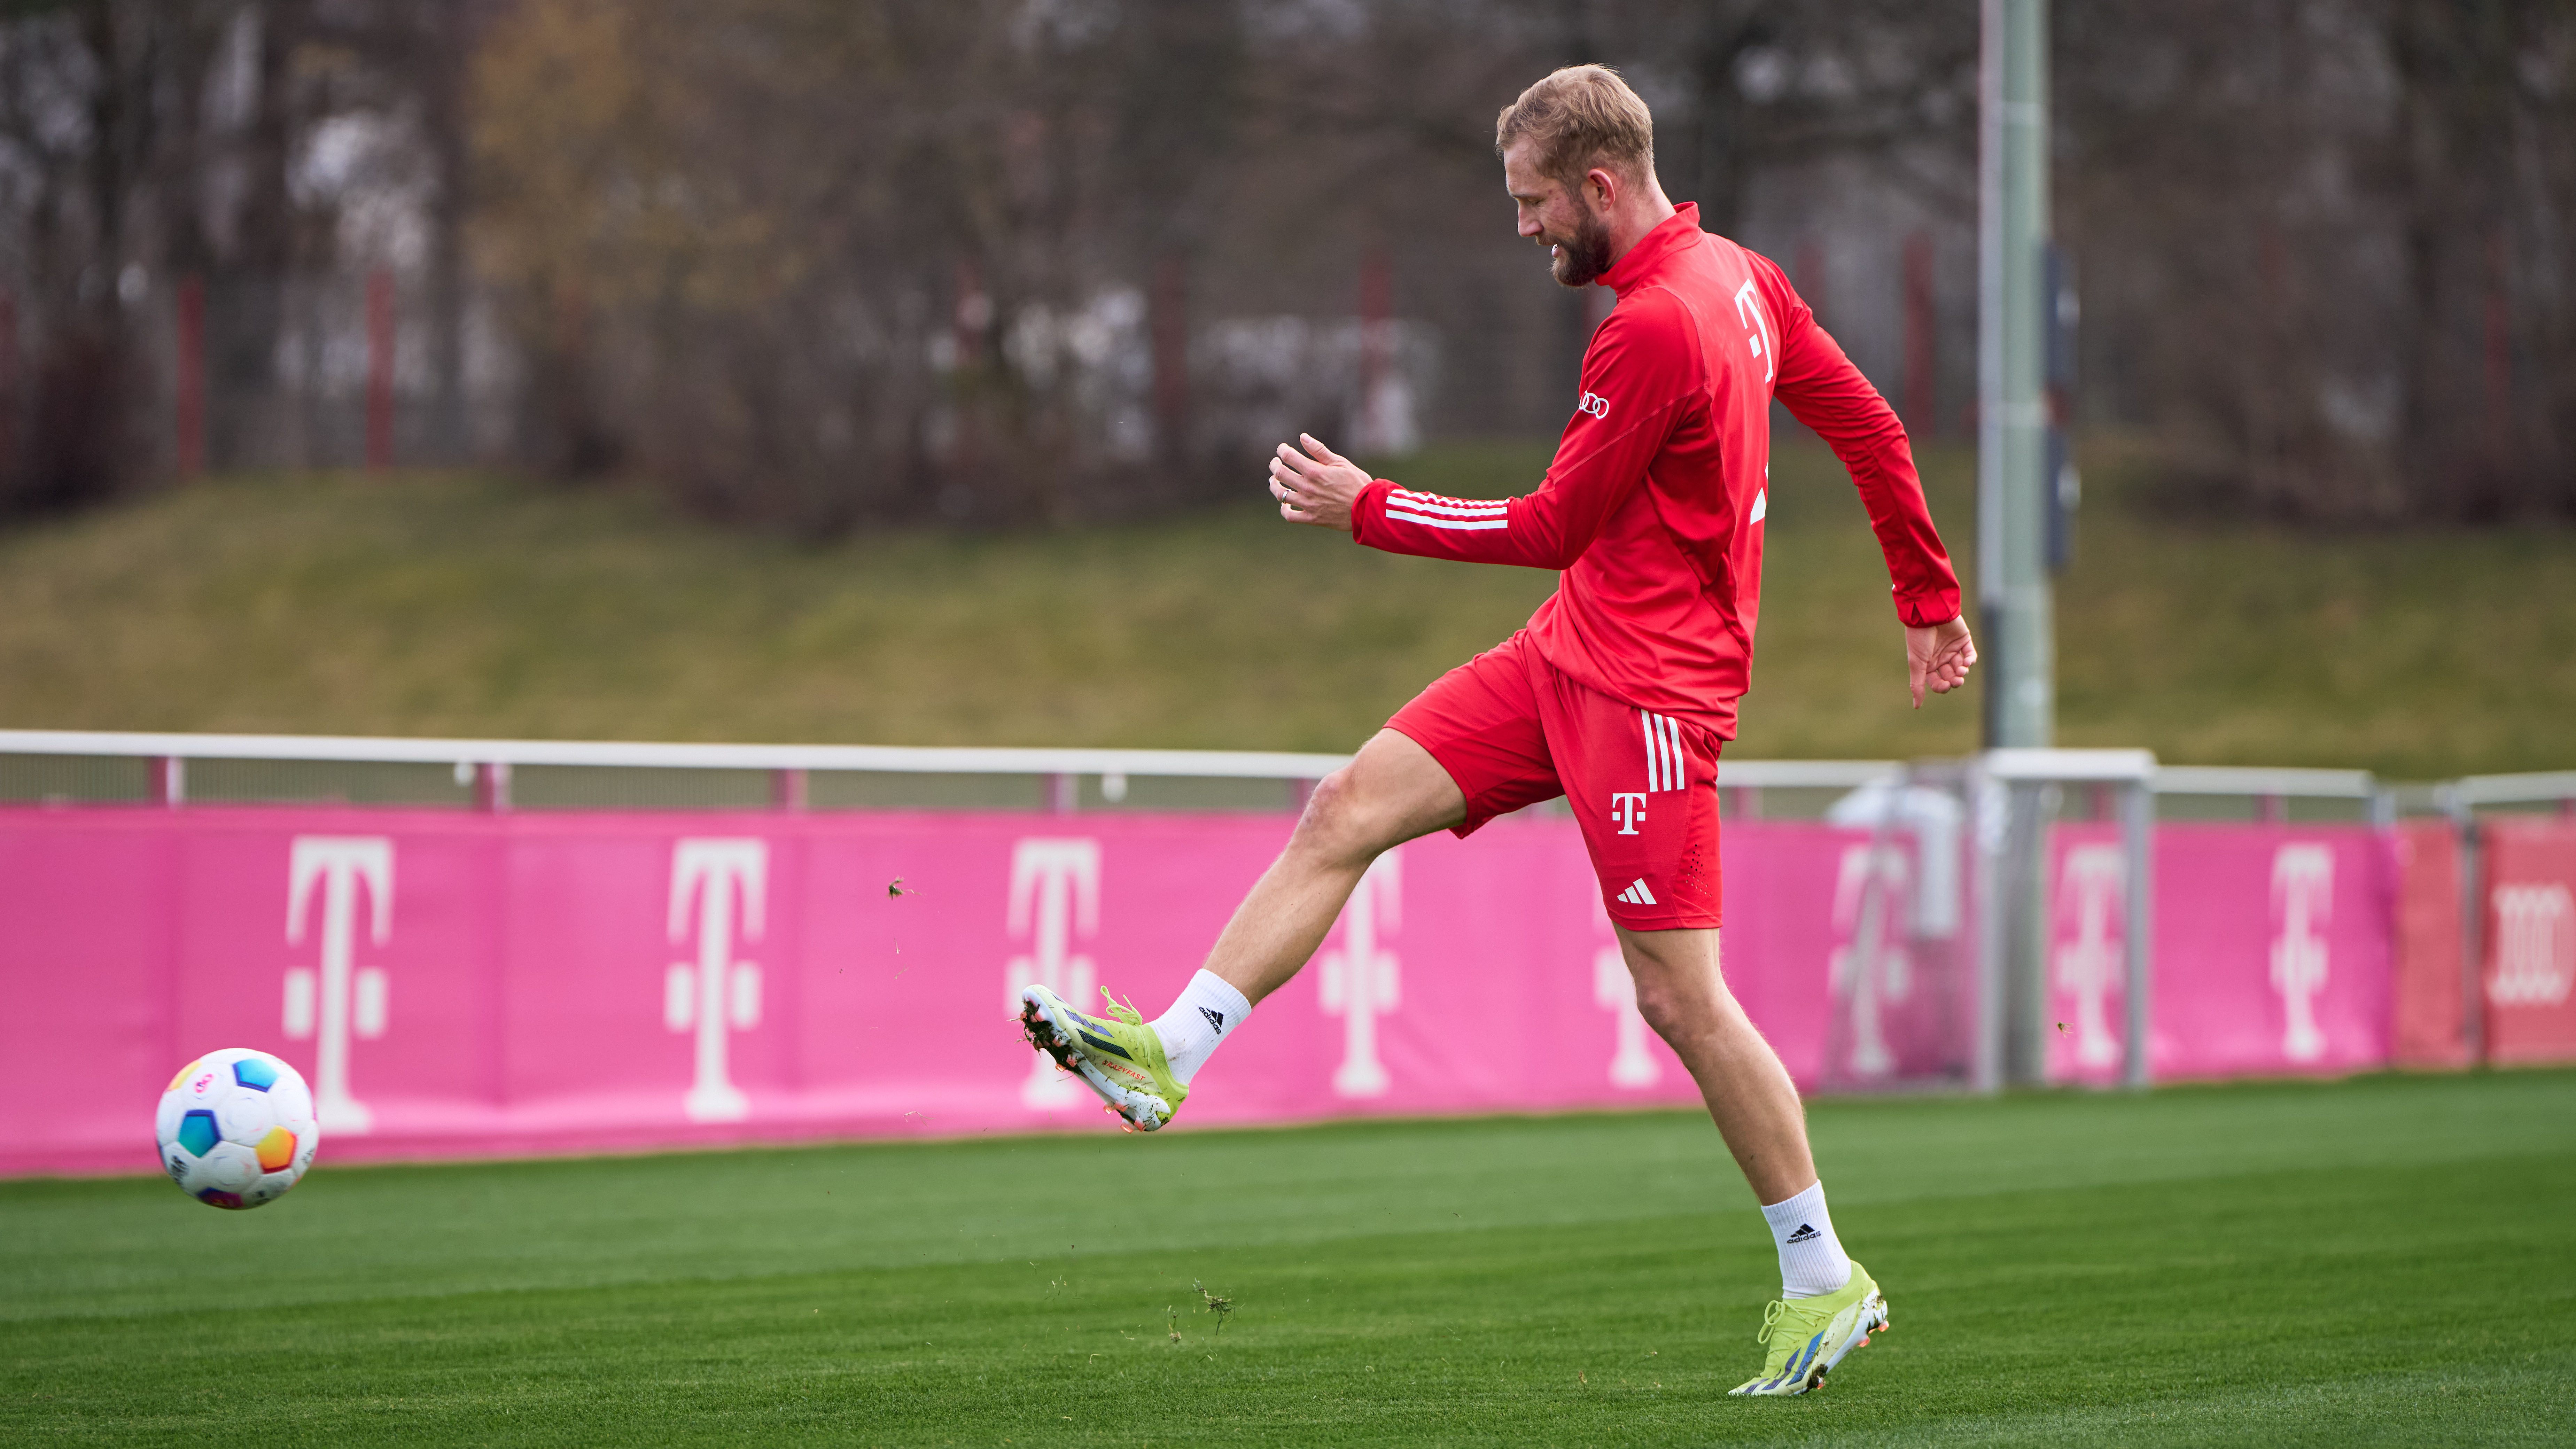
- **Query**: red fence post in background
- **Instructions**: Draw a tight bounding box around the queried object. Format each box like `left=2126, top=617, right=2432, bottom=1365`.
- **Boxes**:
left=1356, top=246, right=1392, bottom=455
left=2485, top=226, right=2513, bottom=460
left=1150, top=254, right=1189, bottom=462
left=1904, top=232, right=1936, bottom=437
left=366, top=268, right=396, bottom=472
left=952, top=258, right=986, bottom=371
left=951, top=258, right=986, bottom=478
left=0, top=288, right=15, bottom=484
left=175, top=275, right=206, bottom=478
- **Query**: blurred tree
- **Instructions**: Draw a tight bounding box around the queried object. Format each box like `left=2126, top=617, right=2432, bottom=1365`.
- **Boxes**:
left=0, top=0, right=491, bottom=506
left=3, top=0, right=2567, bottom=529
left=2060, top=0, right=2576, bottom=522
left=0, top=0, right=156, bottom=513
left=2384, top=0, right=2575, bottom=518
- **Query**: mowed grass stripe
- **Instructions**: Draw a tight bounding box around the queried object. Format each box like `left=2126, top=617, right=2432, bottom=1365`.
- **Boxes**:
left=4, top=1072, right=2570, bottom=1320
left=3, top=1153, right=2567, bottom=1444
left=3, top=1074, right=2572, bottom=1445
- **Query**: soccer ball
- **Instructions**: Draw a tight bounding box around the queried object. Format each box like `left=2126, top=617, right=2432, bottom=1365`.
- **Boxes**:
left=155, top=1049, right=320, bottom=1209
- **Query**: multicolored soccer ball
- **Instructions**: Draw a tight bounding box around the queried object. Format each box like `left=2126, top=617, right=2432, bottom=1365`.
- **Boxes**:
left=155, top=1049, right=320, bottom=1209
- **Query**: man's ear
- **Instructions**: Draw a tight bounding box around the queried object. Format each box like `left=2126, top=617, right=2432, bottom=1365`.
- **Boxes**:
left=1585, top=166, right=1620, bottom=212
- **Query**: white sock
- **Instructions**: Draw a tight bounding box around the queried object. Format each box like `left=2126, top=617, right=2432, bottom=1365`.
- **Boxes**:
left=1760, top=1180, right=1854, bottom=1300
left=1151, top=970, right=1252, bottom=1085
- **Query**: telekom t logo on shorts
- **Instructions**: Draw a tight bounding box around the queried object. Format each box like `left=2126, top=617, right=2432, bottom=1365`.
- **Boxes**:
left=1610, top=793, right=1648, bottom=835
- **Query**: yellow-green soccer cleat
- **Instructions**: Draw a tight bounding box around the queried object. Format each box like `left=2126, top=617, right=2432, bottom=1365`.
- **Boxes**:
left=1728, top=1263, right=1889, bottom=1397
left=1018, top=984, right=1188, bottom=1132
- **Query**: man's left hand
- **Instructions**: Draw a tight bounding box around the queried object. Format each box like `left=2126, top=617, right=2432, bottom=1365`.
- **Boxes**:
left=1269, top=433, right=1370, bottom=532
left=1907, top=616, right=1977, bottom=708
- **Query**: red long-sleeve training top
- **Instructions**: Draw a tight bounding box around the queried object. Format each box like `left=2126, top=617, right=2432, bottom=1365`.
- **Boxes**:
left=1351, top=203, right=1962, bottom=741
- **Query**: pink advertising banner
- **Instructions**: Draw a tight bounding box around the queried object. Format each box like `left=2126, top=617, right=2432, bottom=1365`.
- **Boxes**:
left=2, top=804, right=2412, bottom=1177
left=2046, top=823, right=2396, bottom=1085
left=2, top=806, right=1932, bottom=1177
left=2481, top=819, right=2576, bottom=1065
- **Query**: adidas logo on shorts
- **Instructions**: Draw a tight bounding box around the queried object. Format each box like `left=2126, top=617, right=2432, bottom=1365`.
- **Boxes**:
left=1617, top=879, right=1657, bottom=906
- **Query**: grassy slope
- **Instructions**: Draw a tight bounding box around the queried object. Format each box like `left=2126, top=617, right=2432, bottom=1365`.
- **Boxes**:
left=0, top=443, right=2570, bottom=776
left=2, top=1072, right=2570, bottom=1446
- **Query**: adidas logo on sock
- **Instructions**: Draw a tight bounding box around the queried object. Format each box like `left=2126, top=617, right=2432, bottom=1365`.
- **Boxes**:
left=1784, top=1223, right=1820, bottom=1244
left=1198, top=1007, right=1227, bottom=1034
left=1617, top=879, right=1657, bottom=906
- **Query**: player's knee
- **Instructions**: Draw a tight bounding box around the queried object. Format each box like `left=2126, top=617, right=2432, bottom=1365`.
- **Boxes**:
left=1292, top=767, right=1397, bottom=867
left=1628, top=972, right=1692, bottom=1039
left=1621, top=943, right=1733, bottom=1041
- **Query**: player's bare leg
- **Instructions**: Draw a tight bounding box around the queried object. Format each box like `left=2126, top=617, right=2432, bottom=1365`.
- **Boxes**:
left=1618, top=925, right=1889, bottom=1394
left=1203, top=728, right=1464, bottom=1006
left=1615, top=926, right=1814, bottom=1202
left=1018, top=727, right=1461, bottom=1127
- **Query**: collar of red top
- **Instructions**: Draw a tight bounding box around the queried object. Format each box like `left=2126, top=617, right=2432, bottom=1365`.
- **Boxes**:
left=1599, top=202, right=1703, bottom=298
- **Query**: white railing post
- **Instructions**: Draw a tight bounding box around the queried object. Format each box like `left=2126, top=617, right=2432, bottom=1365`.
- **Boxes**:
left=475, top=761, right=511, bottom=813
left=1984, top=749, right=2158, bottom=1089
left=1971, top=756, right=2004, bottom=1094
left=2446, top=783, right=2484, bottom=1067
left=2122, top=775, right=2156, bottom=1090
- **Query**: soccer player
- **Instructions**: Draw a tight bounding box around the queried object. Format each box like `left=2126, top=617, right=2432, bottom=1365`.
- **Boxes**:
left=1019, top=64, right=1975, bottom=1397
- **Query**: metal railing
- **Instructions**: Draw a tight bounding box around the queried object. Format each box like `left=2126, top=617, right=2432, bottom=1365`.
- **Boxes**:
left=0, top=729, right=1353, bottom=814
left=5, top=729, right=2570, bottom=1092
left=0, top=728, right=1927, bottom=817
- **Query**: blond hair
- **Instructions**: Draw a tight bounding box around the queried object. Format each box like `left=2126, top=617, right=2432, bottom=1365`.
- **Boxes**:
left=1494, top=65, right=1655, bottom=188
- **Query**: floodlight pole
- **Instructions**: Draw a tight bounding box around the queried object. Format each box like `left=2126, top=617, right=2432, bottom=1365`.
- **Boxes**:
left=1980, top=0, right=2053, bottom=754
left=1979, top=0, right=2057, bottom=1086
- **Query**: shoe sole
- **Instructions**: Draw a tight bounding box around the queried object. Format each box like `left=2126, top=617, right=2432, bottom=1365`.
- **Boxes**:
left=1018, top=988, right=1172, bottom=1132
left=1730, top=1289, right=1890, bottom=1397
left=1806, top=1290, right=1889, bottom=1389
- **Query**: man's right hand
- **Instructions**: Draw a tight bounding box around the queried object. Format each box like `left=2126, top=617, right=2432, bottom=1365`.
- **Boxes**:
left=1906, top=616, right=1977, bottom=708
left=1268, top=433, right=1370, bottom=532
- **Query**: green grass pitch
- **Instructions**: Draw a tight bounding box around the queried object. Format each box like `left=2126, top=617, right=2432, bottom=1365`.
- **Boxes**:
left=5, top=1071, right=2571, bottom=1446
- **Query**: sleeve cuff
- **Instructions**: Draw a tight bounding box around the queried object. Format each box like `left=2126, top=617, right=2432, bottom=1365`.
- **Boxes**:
left=1349, top=478, right=1396, bottom=547
left=1894, top=588, right=1963, bottom=628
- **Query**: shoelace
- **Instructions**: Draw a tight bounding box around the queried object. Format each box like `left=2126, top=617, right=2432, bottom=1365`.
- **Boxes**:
left=1099, top=989, right=1148, bottom=1028
left=1755, top=1299, right=1788, bottom=1345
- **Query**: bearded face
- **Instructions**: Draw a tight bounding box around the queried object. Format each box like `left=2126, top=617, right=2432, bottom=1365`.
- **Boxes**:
left=1502, top=140, right=1618, bottom=289
left=1546, top=200, right=1615, bottom=288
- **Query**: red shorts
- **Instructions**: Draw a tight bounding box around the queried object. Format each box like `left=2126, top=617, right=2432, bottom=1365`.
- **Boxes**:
left=1387, top=631, right=1723, bottom=930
